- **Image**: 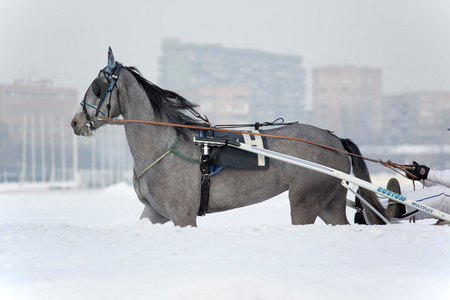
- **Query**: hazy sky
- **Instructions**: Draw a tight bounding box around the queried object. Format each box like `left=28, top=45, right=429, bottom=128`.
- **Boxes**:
left=1, top=0, right=449, bottom=101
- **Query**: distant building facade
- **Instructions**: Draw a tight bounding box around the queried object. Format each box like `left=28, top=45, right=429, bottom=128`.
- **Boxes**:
left=0, top=79, right=77, bottom=128
left=382, top=91, right=450, bottom=145
left=0, top=79, right=77, bottom=182
left=310, top=66, right=450, bottom=172
left=313, top=65, right=382, bottom=144
left=0, top=79, right=132, bottom=187
left=363, top=92, right=450, bottom=171
left=179, top=86, right=251, bottom=125
left=158, top=39, right=306, bottom=124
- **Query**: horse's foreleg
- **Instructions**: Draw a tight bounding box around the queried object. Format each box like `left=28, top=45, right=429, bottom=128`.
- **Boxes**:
left=140, top=206, right=170, bottom=225
left=172, top=214, right=198, bottom=227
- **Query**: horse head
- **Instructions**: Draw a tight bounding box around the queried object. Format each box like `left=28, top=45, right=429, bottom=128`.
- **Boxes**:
left=72, top=47, right=207, bottom=139
left=71, top=47, right=123, bottom=136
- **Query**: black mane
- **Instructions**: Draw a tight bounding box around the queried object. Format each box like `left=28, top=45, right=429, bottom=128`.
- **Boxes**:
left=125, top=66, right=207, bottom=134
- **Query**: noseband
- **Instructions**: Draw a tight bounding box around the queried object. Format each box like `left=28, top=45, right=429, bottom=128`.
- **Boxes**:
left=81, top=64, right=123, bottom=129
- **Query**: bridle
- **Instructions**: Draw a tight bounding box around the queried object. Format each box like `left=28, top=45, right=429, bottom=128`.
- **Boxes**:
left=81, top=63, right=123, bottom=130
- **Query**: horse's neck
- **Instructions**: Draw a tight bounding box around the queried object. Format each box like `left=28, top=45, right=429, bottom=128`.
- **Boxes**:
left=123, top=120, right=178, bottom=169
left=118, top=73, right=197, bottom=172
left=120, top=94, right=178, bottom=168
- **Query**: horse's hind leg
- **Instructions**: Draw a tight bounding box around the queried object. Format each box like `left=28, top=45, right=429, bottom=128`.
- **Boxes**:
left=289, top=175, right=348, bottom=225
left=288, top=186, right=330, bottom=225
left=140, top=206, right=170, bottom=225
left=318, top=187, right=349, bottom=225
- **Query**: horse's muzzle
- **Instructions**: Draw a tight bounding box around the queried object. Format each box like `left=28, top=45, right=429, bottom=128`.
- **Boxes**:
left=71, top=119, right=79, bottom=132
left=71, top=113, right=90, bottom=136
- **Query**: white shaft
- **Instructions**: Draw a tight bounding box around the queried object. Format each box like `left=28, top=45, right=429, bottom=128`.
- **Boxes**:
left=233, top=143, right=450, bottom=222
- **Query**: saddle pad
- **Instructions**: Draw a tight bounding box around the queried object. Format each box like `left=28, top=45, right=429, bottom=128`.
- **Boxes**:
left=210, top=130, right=269, bottom=170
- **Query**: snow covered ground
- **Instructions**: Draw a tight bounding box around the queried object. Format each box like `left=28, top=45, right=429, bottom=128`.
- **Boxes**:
left=1, top=179, right=449, bottom=300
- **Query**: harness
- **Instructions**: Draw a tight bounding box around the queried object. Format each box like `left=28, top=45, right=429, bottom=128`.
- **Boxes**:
left=132, top=131, right=225, bottom=217
left=198, top=130, right=214, bottom=216
left=81, top=63, right=123, bottom=129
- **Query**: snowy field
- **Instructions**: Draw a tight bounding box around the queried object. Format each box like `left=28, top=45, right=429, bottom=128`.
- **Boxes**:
left=1, top=179, right=449, bottom=300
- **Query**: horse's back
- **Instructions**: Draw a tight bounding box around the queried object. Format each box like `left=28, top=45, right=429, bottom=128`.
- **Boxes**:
left=266, top=123, right=350, bottom=173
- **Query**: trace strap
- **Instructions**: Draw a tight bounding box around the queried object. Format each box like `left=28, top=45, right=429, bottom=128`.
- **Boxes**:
left=133, top=134, right=201, bottom=207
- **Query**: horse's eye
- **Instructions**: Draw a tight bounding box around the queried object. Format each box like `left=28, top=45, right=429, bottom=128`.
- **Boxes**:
left=92, top=81, right=101, bottom=98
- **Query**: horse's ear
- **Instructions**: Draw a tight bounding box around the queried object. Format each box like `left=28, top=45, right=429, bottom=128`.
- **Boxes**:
left=107, top=47, right=117, bottom=72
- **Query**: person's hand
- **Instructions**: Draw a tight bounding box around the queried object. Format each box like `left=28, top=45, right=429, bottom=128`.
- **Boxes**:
left=406, top=161, right=430, bottom=180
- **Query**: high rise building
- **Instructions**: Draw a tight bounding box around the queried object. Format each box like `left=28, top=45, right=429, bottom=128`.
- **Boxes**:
left=180, top=86, right=251, bottom=125
left=158, top=39, right=306, bottom=124
left=382, top=91, right=450, bottom=145
left=361, top=91, right=450, bottom=171
left=313, top=66, right=382, bottom=144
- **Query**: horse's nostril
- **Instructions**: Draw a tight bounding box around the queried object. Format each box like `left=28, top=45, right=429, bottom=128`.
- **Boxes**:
left=71, top=120, right=78, bottom=128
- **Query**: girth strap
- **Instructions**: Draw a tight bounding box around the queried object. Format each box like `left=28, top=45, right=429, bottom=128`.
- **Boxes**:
left=198, top=150, right=213, bottom=216
left=198, top=174, right=210, bottom=216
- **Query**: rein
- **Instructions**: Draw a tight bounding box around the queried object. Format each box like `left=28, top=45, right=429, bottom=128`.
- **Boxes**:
left=99, top=117, right=417, bottom=179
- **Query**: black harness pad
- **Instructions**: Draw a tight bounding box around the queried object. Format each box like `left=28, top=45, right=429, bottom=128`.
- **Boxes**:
left=210, top=131, right=269, bottom=170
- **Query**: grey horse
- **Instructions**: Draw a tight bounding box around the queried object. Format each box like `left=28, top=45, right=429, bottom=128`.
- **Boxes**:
left=71, top=48, right=388, bottom=226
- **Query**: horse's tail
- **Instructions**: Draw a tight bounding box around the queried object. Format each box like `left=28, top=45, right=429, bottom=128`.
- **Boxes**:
left=341, top=138, right=389, bottom=225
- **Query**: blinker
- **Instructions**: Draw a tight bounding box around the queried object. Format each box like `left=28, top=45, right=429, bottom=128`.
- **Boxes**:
left=91, top=79, right=110, bottom=100
left=92, top=81, right=101, bottom=98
